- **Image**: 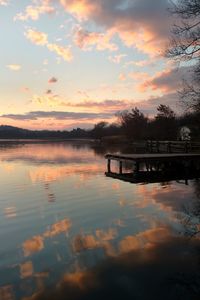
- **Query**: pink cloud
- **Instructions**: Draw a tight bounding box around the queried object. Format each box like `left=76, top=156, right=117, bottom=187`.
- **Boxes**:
left=74, top=27, right=118, bottom=51
left=119, top=73, right=126, bottom=81
left=59, top=0, right=173, bottom=56
left=140, top=67, right=190, bottom=93
left=48, top=77, right=58, bottom=83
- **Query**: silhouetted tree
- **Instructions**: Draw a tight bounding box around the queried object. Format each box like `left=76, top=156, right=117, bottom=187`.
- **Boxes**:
left=118, top=108, right=148, bottom=140
left=151, top=105, right=178, bottom=140
left=90, top=122, right=108, bottom=139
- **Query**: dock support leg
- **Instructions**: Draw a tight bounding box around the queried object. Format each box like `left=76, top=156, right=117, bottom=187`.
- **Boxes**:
left=133, top=161, right=139, bottom=173
left=107, top=159, right=111, bottom=173
left=119, top=161, right=123, bottom=174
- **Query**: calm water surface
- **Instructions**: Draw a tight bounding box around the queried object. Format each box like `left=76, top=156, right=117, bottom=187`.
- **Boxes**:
left=0, top=142, right=200, bottom=300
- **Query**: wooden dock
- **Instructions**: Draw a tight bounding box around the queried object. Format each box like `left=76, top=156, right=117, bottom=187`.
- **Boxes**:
left=105, top=153, right=200, bottom=184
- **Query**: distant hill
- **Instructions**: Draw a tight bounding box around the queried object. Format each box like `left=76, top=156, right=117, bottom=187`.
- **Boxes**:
left=0, top=125, right=89, bottom=139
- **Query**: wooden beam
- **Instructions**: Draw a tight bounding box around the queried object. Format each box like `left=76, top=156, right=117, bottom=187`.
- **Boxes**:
left=107, top=159, right=111, bottom=173
left=119, top=161, right=123, bottom=174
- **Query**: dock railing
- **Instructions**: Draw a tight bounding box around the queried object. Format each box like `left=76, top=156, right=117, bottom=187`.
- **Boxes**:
left=146, top=141, right=200, bottom=153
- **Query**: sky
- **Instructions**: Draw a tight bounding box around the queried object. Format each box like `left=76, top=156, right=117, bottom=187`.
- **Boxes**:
left=0, top=0, right=187, bottom=130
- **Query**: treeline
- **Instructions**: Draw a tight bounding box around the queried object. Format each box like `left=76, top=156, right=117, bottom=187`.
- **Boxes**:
left=91, top=105, right=200, bottom=141
left=0, top=105, right=200, bottom=141
left=0, top=125, right=89, bottom=139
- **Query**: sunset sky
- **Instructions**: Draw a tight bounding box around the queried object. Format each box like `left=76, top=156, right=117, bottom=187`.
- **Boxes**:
left=0, top=0, right=186, bottom=130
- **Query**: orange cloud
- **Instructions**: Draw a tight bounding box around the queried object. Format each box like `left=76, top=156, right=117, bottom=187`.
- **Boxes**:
left=60, top=0, right=100, bottom=20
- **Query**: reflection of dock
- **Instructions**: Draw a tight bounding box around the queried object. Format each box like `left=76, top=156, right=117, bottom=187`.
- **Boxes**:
left=105, top=153, right=200, bottom=184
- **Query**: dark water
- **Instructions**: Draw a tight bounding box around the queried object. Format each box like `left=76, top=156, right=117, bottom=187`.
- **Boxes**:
left=0, top=142, right=200, bottom=300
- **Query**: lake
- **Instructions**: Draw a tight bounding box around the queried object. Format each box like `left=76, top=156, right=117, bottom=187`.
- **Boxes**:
left=0, top=141, right=200, bottom=300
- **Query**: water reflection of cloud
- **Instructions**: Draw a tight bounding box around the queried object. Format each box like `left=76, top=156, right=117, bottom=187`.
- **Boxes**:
left=47, top=192, right=56, bottom=202
left=72, top=229, right=117, bottom=254
left=96, top=229, right=117, bottom=241
left=29, top=165, right=105, bottom=183
left=22, top=219, right=72, bottom=257
left=4, top=207, right=17, bottom=218
left=119, top=227, right=171, bottom=254
left=113, top=219, right=125, bottom=227
left=1, top=163, right=15, bottom=173
left=0, top=285, right=14, bottom=300
left=34, top=272, right=49, bottom=291
left=23, top=235, right=44, bottom=257
left=20, top=261, right=34, bottom=279
left=0, top=143, right=97, bottom=165
left=135, top=184, right=196, bottom=214
left=43, top=219, right=71, bottom=238
left=22, top=234, right=200, bottom=300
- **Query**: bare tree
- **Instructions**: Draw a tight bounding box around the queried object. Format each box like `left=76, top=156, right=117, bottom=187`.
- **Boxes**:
left=167, top=0, right=200, bottom=110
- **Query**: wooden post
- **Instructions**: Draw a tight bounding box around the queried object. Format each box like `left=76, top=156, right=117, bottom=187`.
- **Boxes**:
left=146, top=140, right=149, bottom=153
left=156, top=141, right=160, bottom=153
left=119, top=161, right=123, bottom=174
left=107, top=159, right=111, bottom=173
left=167, top=142, right=171, bottom=153
left=133, top=161, right=139, bottom=173
left=150, top=141, right=152, bottom=152
left=185, top=141, right=188, bottom=153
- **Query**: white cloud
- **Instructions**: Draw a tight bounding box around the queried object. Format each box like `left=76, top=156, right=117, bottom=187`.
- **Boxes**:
left=25, top=29, right=73, bottom=61
left=47, top=43, right=73, bottom=61
left=25, top=29, right=48, bottom=45
left=7, top=64, right=22, bottom=71
left=14, top=2, right=55, bottom=21
left=0, top=0, right=9, bottom=6
left=109, top=54, right=127, bottom=64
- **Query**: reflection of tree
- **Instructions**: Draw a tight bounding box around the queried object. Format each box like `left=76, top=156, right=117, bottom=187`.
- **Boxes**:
left=90, top=143, right=136, bottom=157
left=179, top=179, right=200, bottom=238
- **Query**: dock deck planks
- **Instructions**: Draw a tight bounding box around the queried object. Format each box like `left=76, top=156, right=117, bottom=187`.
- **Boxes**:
left=105, top=153, right=200, bottom=162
